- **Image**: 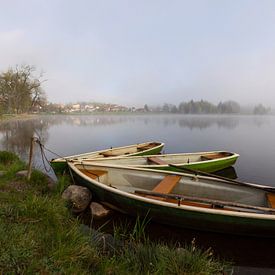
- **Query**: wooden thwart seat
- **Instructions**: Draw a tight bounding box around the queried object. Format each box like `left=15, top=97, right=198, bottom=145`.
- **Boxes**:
left=201, top=152, right=231, bottom=161
left=201, top=153, right=221, bottom=160
left=79, top=169, right=107, bottom=180
left=100, top=152, right=120, bottom=157
left=137, top=143, right=158, bottom=151
left=152, top=175, right=181, bottom=194
left=267, top=193, right=275, bottom=208
left=147, top=156, right=167, bottom=165
left=145, top=175, right=181, bottom=202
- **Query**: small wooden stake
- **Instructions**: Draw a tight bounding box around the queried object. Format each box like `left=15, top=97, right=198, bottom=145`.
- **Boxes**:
left=27, top=137, right=36, bottom=180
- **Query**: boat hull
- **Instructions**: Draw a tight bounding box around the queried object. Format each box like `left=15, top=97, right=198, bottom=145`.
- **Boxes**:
left=155, top=155, right=238, bottom=173
left=70, top=167, right=275, bottom=238
left=51, top=142, right=164, bottom=175
left=81, top=151, right=239, bottom=173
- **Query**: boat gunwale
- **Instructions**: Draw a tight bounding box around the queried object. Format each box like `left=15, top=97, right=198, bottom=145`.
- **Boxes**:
left=51, top=141, right=164, bottom=162
left=78, top=150, right=240, bottom=168
left=68, top=162, right=275, bottom=221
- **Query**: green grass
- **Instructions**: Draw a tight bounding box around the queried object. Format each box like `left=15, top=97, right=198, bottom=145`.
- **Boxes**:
left=0, top=153, right=100, bottom=274
left=99, top=220, right=230, bottom=275
left=0, top=151, right=232, bottom=274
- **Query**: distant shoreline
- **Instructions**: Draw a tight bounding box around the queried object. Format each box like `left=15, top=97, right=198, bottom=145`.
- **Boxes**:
left=0, top=112, right=274, bottom=121
left=40, top=111, right=275, bottom=116
left=0, top=114, right=36, bottom=122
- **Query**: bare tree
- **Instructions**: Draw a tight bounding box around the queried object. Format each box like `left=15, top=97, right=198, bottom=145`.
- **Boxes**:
left=0, top=65, right=47, bottom=114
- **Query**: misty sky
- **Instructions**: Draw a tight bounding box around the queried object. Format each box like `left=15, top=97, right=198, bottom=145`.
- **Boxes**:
left=1, top=0, right=275, bottom=107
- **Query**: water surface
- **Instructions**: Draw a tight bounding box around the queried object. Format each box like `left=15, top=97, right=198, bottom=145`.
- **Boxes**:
left=1, top=114, right=274, bottom=185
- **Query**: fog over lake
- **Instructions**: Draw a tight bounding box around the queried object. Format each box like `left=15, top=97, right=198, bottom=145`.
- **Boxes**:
left=0, top=114, right=274, bottom=186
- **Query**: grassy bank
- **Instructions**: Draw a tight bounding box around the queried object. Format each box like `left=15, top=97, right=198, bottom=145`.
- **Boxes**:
left=0, top=151, right=231, bottom=274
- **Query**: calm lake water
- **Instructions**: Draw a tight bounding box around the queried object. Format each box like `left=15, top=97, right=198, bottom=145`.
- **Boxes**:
left=1, top=114, right=275, bottom=272
left=1, top=114, right=275, bottom=185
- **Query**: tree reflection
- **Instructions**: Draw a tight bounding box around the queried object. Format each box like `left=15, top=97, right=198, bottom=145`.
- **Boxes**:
left=178, top=115, right=239, bottom=130
left=0, top=118, right=50, bottom=161
left=30, top=115, right=242, bottom=130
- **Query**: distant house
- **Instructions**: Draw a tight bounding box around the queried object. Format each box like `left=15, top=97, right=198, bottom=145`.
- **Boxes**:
left=72, top=104, right=80, bottom=110
left=84, top=104, right=96, bottom=112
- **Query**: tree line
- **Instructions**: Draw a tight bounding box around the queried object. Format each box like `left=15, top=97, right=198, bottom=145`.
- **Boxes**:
left=0, top=65, right=46, bottom=114
left=0, top=65, right=271, bottom=115
left=146, top=100, right=271, bottom=115
left=148, top=100, right=241, bottom=114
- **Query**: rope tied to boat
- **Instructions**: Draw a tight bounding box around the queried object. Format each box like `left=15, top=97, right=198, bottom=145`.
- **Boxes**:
left=35, top=138, right=53, bottom=173
left=31, top=133, right=68, bottom=174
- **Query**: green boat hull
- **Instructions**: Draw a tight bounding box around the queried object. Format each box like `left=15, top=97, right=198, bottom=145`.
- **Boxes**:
left=71, top=169, right=275, bottom=238
left=51, top=144, right=164, bottom=176
left=51, top=161, right=69, bottom=176
left=151, top=155, right=239, bottom=173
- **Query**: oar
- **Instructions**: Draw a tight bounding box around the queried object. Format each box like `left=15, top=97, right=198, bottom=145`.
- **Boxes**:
left=135, top=190, right=275, bottom=214
left=168, top=164, right=275, bottom=192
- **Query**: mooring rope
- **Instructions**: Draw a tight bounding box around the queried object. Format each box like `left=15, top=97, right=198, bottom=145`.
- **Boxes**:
left=32, top=136, right=69, bottom=174
left=31, top=137, right=100, bottom=183
left=35, top=139, right=54, bottom=173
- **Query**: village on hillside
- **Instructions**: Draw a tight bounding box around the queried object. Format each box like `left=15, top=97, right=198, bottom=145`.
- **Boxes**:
left=45, top=102, right=145, bottom=113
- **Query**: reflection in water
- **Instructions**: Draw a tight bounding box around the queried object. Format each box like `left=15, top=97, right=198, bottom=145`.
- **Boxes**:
left=148, top=222, right=275, bottom=269
left=19, top=114, right=271, bottom=132
left=0, top=118, right=50, bottom=161
left=45, top=115, right=132, bottom=128
left=0, top=114, right=273, bottom=181
left=214, top=166, right=237, bottom=179
left=90, top=211, right=275, bottom=269
left=42, top=114, right=242, bottom=130
left=178, top=116, right=239, bottom=129
left=253, top=116, right=272, bottom=128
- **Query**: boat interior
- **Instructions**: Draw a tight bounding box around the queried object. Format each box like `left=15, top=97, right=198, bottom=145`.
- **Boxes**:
left=75, top=164, right=275, bottom=214
left=97, top=142, right=162, bottom=157
left=81, top=151, right=235, bottom=166
left=147, top=151, right=234, bottom=165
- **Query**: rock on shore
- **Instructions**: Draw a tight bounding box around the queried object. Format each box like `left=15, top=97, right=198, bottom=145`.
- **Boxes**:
left=90, top=202, right=112, bottom=219
left=62, top=185, right=92, bottom=213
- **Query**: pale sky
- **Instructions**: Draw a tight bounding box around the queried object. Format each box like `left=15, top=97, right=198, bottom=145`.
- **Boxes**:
left=1, top=0, right=275, bottom=107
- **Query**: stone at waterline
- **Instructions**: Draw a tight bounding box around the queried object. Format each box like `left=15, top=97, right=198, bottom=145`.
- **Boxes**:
left=62, top=185, right=92, bottom=213
left=90, top=202, right=112, bottom=219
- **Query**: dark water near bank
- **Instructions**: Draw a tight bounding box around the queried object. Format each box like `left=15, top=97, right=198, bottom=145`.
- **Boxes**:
left=1, top=114, right=275, bottom=272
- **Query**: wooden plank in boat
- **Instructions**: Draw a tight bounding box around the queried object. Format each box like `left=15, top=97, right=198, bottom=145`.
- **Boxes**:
left=201, top=152, right=231, bottom=160
left=99, top=152, right=120, bottom=157
left=152, top=175, right=181, bottom=194
left=137, top=143, right=157, bottom=150
left=201, top=153, right=222, bottom=160
left=136, top=190, right=275, bottom=214
left=145, top=175, right=181, bottom=202
left=135, top=190, right=234, bottom=210
left=267, top=193, right=275, bottom=208
left=79, top=169, right=107, bottom=179
left=147, top=157, right=167, bottom=165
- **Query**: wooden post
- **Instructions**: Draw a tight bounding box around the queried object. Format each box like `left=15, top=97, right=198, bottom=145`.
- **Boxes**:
left=27, top=137, right=36, bottom=180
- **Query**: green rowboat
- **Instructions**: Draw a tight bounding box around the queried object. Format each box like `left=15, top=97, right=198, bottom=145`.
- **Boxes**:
left=76, top=151, right=239, bottom=173
left=68, top=162, right=275, bottom=237
left=50, top=141, right=164, bottom=175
